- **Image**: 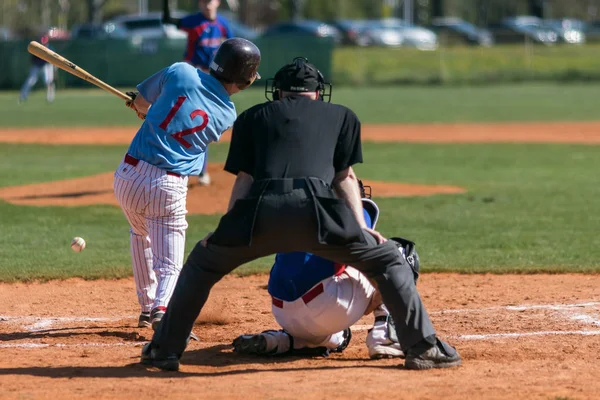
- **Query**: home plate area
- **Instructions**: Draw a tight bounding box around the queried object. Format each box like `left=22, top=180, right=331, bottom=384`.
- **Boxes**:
left=1, top=300, right=599, bottom=350
left=1, top=274, right=599, bottom=399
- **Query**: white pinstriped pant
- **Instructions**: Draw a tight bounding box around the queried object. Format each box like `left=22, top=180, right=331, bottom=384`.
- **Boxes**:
left=113, top=158, right=189, bottom=313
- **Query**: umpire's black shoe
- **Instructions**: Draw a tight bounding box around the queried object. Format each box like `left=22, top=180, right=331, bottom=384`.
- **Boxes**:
left=141, top=342, right=180, bottom=371
left=404, top=337, right=462, bottom=370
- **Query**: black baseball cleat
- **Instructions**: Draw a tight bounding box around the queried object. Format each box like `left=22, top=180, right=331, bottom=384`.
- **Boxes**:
left=137, top=312, right=151, bottom=328
left=150, top=306, right=166, bottom=330
left=404, top=338, right=462, bottom=370
left=141, top=343, right=180, bottom=371
left=232, top=334, right=269, bottom=355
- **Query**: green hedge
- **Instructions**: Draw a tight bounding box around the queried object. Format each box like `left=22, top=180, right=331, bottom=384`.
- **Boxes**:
left=3, top=39, right=600, bottom=88
left=332, top=44, right=600, bottom=86
left=0, top=37, right=334, bottom=90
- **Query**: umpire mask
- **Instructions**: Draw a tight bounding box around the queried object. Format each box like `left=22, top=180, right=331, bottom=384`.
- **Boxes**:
left=265, top=57, right=332, bottom=102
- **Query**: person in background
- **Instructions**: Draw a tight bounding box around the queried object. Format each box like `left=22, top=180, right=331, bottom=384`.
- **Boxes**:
left=19, top=34, right=55, bottom=104
left=163, top=0, right=233, bottom=187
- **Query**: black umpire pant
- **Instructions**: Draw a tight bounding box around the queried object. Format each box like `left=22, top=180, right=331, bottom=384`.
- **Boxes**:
left=151, top=178, right=436, bottom=358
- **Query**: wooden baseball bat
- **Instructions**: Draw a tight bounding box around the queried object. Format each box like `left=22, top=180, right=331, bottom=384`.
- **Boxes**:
left=27, top=41, right=132, bottom=101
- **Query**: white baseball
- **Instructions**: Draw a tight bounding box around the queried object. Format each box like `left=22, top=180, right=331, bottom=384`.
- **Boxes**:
left=71, top=237, right=86, bottom=252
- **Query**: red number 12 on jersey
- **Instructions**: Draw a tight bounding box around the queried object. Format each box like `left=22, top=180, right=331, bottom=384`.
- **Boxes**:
left=159, top=96, right=209, bottom=149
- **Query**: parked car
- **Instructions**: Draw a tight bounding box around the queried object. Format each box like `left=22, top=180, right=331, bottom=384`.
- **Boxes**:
left=429, top=17, right=493, bottom=46
left=107, top=11, right=188, bottom=39
left=261, top=20, right=342, bottom=44
left=584, top=20, right=600, bottom=42
left=489, top=16, right=558, bottom=45
left=225, top=18, right=259, bottom=41
left=544, top=18, right=585, bottom=44
left=359, top=19, right=438, bottom=50
left=216, top=10, right=260, bottom=40
left=328, top=19, right=371, bottom=46
left=71, top=22, right=129, bottom=39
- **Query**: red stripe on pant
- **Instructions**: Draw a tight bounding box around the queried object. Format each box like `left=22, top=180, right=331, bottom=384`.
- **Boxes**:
left=272, top=282, right=325, bottom=309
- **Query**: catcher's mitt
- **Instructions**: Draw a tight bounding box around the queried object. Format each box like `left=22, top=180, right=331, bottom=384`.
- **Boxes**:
left=358, top=179, right=372, bottom=199
left=391, top=236, right=420, bottom=284
left=125, top=91, right=146, bottom=120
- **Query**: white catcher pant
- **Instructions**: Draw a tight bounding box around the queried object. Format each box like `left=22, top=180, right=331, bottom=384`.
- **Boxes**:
left=113, top=158, right=189, bottom=313
left=271, top=266, right=376, bottom=349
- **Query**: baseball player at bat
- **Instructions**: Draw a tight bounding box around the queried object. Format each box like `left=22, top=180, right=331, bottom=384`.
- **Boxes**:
left=163, top=0, right=233, bottom=187
left=232, top=181, right=420, bottom=358
left=113, top=38, right=260, bottom=331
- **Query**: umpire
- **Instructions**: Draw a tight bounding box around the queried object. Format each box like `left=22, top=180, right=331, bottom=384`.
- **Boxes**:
left=142, top=57, right=462, bottom=371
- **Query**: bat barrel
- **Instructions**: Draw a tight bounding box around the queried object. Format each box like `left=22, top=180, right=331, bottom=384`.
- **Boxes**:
left=27, top=41, right=132, bottom=101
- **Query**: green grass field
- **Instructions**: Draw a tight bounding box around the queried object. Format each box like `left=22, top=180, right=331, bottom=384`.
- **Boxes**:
left=0, top=86, right=599, bottom=281
left=2, top=82, right=600, bottom=126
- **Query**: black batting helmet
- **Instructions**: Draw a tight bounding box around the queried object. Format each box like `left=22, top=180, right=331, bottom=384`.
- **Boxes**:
left=209, top=38, right=261, bottom=86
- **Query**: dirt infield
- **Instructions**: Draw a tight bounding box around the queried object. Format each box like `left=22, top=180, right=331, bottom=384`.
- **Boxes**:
left=0, top=165, right=464, bottom=215
left=1, top=274, right=599, bottom=399
left=1, top=123, right=599, bottom=399
left=0, top=124, right=477, bottom=213
left=2, top=121, right=600, bottom=212
left=3, top=121, right=600, bottom=145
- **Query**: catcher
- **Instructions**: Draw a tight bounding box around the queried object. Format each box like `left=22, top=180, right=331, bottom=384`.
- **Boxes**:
left=232, top=181, right=420, bottom=358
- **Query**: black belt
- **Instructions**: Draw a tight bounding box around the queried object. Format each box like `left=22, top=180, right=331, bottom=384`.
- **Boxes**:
left=262, top=178, right=310, bottom=193
left=248, top=177, right=332, bottom=198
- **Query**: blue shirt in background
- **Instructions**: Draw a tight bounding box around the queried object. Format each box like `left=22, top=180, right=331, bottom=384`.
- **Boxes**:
left=179, top=13, right=232, bottom=69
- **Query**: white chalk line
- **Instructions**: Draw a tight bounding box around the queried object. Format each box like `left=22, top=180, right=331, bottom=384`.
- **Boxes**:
left=352, top=300, right=600, bottom=339
left=0, top=342, right=145, bottom=349
left=1, top=300, right=596, bottom=328
left=0, top=315, right=138, bottom=332
left=0, top=341, right=223, bottom=350
left=5, top=328, right=600, bottom=349
left=569, top=313, right=600, bottom=326
left=429, top=301, right=600, bottom=315
left=452, top=329, right=600, bottom=340
left=1, top=301, right=599, bottom=348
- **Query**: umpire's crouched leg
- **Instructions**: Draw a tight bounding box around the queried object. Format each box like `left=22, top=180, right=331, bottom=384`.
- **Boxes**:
left=141, top=238, right=261, bottom=370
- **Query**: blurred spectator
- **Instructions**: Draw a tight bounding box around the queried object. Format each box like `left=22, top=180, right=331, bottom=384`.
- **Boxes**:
left=162, top=0, right=234, bottom=187
left=162, top=0, right=232, bottom=72
left=0, top=26, right=15, bottom=41
left=18, top=34, right=56, bottom=104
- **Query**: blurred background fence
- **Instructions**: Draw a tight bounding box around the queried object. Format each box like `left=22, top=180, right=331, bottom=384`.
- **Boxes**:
left=3, top=37, right=600, bottom=89
left=0, top=36, right=334, bottom=89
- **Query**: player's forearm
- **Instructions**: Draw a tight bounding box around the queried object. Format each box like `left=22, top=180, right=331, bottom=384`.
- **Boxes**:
left=133, top=93, right=151, bottom=114
left=332, top=166, right=367, bottom=228
left=227, top=171, right=254, bottom=212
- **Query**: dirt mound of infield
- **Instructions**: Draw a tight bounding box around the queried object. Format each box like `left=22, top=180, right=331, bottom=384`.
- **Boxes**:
left=0, top=163, right=465, bottom=214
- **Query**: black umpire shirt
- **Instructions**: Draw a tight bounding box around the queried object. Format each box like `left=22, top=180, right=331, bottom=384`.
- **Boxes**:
left=225, top=95, right=363, bottom=183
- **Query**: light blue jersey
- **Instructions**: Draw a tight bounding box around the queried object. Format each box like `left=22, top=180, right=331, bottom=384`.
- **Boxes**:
left=127, top=62, right=236, bottom=176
